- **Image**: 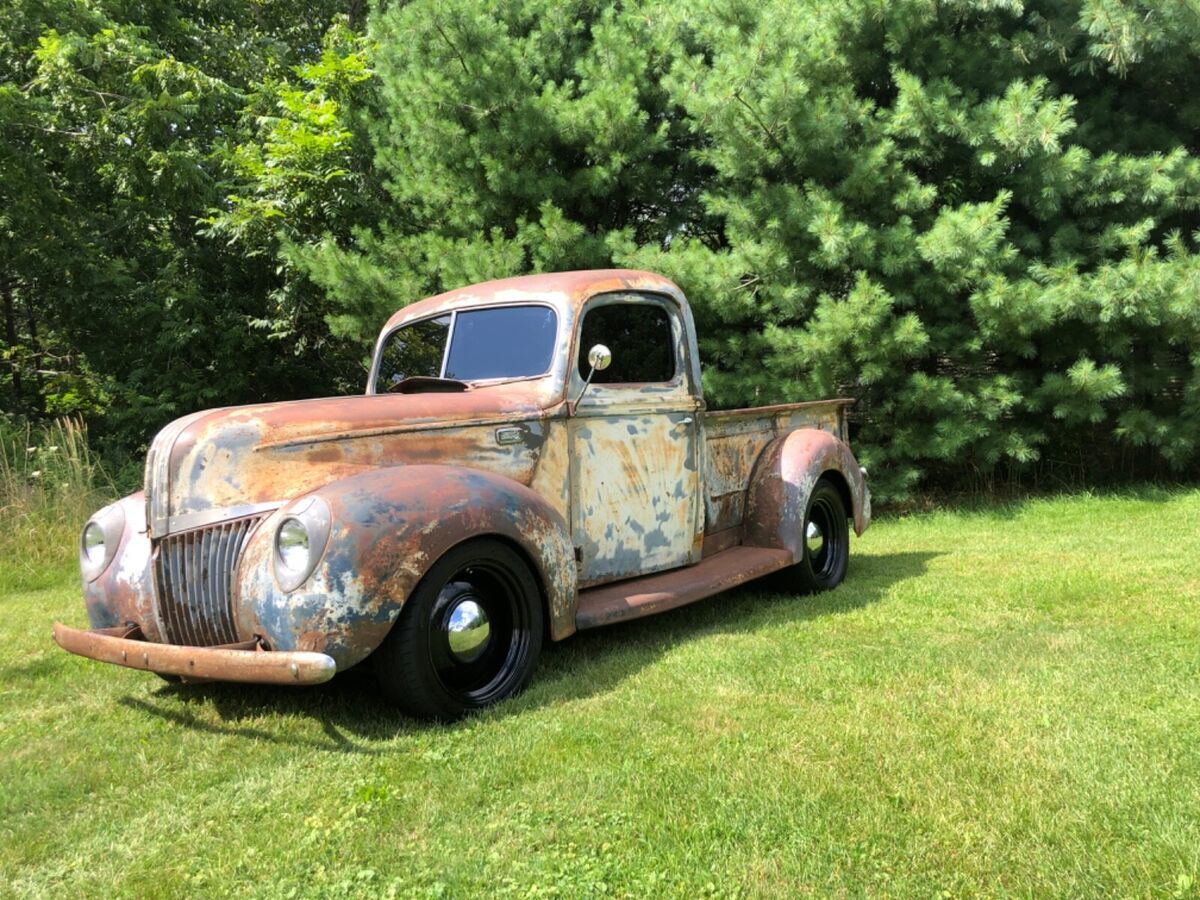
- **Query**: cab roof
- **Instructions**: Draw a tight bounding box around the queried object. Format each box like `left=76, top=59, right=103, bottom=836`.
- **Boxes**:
left=380, top=269, right=684, bottom=334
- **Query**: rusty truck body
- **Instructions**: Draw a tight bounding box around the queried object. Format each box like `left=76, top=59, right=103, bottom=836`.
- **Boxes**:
left=55, top=269, right=870, bottom=718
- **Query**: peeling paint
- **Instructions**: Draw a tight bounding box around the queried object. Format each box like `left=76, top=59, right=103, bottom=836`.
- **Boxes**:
left=70, top=269, right=871, bottom=688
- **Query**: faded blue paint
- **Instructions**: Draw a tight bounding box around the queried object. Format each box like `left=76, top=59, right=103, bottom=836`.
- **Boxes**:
left=70, top=270, right=872, bottom=692
left=234, top=464, right=579, bottom=668
left=642, top=528, right=672, bottom=553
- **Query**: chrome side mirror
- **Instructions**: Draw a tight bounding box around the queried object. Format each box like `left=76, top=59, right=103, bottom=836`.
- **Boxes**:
left=574, top=343, right=612, bottom=411
left=587, top=344, right=612, bottom=373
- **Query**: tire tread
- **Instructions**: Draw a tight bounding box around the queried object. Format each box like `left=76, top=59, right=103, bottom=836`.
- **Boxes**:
left=373, top=538, right=542, bottom=720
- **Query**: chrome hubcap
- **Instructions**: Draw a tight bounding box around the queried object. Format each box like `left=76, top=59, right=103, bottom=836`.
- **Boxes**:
left=806, top=519, right=824, bottom=557
left=445, top=598, right=491, bottom=664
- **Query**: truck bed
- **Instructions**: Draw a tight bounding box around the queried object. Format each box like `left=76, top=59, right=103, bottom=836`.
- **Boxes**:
left=702, top=398, right=854, bottom=542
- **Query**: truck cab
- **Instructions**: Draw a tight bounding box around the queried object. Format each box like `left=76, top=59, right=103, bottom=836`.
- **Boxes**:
left=56, top=270, right=870, bottom=719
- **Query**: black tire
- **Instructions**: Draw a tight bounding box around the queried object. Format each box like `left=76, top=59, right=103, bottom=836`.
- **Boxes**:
left=372, top=538, right=543, bottom=720
left=776, top=477, right=849, bottom=594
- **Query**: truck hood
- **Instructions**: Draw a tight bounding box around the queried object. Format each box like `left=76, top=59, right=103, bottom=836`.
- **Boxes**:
left=145, top=383, right=560, bottom=535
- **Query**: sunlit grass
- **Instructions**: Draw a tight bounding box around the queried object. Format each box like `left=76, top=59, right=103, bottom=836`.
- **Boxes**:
left=1, top=489, right=1198, bottom=897
left=0, top=417, right=112, bottom=593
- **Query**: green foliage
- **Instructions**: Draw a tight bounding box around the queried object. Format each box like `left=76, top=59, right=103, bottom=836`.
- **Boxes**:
left=0, top=0, right=362, bottom=461
left=292, top=0, right=714, bottom=340
left=203, top=21, right=379, bottom=364
left=300, top=0, right=1200, bottom=500
left=4, top=0, right=1200, bottom=499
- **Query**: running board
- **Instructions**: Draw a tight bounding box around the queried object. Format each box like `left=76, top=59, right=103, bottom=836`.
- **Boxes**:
left=575, top=546, right=794, bottom=630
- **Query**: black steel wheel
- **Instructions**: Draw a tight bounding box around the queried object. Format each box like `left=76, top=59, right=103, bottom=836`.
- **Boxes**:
left=776, top=477, right=849, bottom=594
left=373, top=538, right=543, bottom=720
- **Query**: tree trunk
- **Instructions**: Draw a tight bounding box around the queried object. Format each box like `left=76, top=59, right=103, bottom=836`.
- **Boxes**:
left=22, top=291, right=46, bottom=416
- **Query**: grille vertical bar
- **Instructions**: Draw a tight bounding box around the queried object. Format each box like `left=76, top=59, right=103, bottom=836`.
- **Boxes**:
left=181, top=529, right=196, bottom=645
left=153, top=515, right=264, bottom=646
left=184, top=527, right=201, bottom=644
left=200, top=526, right=214, bottom=642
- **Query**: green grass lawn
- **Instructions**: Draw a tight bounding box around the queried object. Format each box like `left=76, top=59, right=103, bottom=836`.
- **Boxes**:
left=2, top=490, right=1198, bottom=898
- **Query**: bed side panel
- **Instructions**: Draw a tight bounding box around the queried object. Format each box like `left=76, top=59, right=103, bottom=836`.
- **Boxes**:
left=702, top=400, right=850, bottom=536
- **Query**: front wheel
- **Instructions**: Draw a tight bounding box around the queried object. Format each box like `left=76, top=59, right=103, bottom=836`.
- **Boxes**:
left=776, top=477, right=849, bottom=594
left=372, top=538, right=543, bottom=720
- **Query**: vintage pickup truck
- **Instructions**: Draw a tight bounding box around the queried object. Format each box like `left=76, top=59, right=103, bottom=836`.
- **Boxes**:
left=55, top=270, right=870, bottom=718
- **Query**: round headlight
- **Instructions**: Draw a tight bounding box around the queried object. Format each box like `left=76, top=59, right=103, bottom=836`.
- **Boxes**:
left=276, top=517, right=310, bottom=573
left=272, top=498, right=332, bottom=592
left=79, top=501, right=126, bottom=581
left=82, top=521, right=106, bottom=566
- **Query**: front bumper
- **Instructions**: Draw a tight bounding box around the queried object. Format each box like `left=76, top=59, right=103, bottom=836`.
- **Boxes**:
left=53, top=623, right=337, bottom=685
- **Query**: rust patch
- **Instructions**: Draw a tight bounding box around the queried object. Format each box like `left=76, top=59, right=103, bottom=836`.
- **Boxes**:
left=703, top=399, right=855, bottom=536
left=232, top=465, right=578, bottom=671
left=297, top=631, right=328, bottom=653
left=305, top=445, right=345, bottom=464
left=75, top=268, right=870, bottom=693
left=744, top=428, right=871, bottom=563
left=81, top=492, right=166, bottom=641
left=571, top=407, right=702, bottom=586
left=576, top=545, right=793, bottom=629
left=701, top=526, right=744, bottom=557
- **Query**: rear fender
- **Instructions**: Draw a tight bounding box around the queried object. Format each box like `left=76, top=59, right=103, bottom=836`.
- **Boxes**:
left=236, top=465, right=576, bottom=671
left=744, top=428, right=870, bottom=562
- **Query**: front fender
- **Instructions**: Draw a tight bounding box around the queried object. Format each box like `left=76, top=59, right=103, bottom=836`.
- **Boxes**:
left=81, top=492, right=169, bottom=641
left=235, top=465, right=577, bottom=671
left=744, top=428, right=871, bottom=562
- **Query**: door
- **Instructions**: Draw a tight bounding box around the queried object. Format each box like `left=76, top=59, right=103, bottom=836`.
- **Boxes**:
left=568, top=293, right=703, bottom=585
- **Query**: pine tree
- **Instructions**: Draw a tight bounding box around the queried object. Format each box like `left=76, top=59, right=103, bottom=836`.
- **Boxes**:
left=13, top=0, right=1198, bottom=499
left=306, top=0, right=1200, bottom=499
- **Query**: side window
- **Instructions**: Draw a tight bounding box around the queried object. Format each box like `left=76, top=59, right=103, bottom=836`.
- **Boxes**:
left=375, top=315, right=450, bottom=389
left=577, top=302, right=676, bottom=384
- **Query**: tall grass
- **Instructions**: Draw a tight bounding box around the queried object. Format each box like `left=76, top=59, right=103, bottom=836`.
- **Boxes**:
left=0, top=418, right=113, bottom=592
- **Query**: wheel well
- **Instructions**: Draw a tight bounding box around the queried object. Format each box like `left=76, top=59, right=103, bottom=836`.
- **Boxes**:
left=819, top=469, right=854, bottom=521
left=361, top=532, right=555, bottom=671
left=462, top=533, right=554, bottom=642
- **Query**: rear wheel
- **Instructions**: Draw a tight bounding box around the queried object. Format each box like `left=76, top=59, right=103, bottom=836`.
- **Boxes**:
left=373, top=538, right=543, bottom=720
left=776, top=477, right=849, bottom=594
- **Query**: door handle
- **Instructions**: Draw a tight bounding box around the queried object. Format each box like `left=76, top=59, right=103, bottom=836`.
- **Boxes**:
left=677, top=416, right=694, bottom=426
left=495, top=426, right=526, bottom=445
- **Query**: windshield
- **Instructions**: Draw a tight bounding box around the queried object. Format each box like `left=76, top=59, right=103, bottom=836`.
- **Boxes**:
left=373, top=305, right=558, bottom=392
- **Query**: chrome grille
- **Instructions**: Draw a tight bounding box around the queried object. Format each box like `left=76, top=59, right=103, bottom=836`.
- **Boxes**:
left=153, top=515, right=264, bottom=646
